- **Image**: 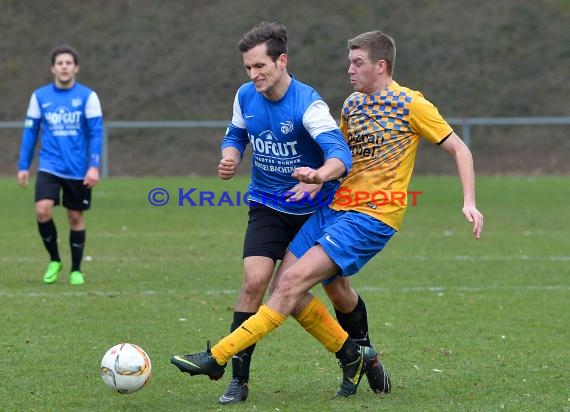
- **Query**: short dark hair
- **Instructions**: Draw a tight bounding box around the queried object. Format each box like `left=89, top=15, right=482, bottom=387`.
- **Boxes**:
left=50, top=44, right=79, bottom=66
left=348, top=31, right=396, bottom=75
left=238, top=21, right=287, bottom=61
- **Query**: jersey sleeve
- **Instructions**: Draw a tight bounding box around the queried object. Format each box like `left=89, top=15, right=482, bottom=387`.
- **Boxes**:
left=85, top=91, right=103, bottom=118
left=408, top=94, right=453, bottom=144
left=314, top=132, right=352, bottom=176
left=220, top=91, right=249, bottom=155
left=18, top=93, right=41, bottom=171
left=303, top=100, right=352, bottom=175
left=85, top=92, right=103, bottom=168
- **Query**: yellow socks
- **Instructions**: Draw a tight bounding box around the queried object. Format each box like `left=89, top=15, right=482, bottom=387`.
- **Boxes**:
left=211, top=305, right=286, bottom=364
left=293, top=296, right=348, bottom=353
left=210, top=297, right=348, bottom=365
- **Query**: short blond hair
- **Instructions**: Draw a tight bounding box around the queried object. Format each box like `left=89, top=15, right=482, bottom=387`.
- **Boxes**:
left=348, top=31, right=396, bottom=75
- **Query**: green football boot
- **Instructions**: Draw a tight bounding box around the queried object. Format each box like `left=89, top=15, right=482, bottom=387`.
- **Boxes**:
left=69, top=271, right=85, bottom=285
left=43, top=261, right=63, bottom=284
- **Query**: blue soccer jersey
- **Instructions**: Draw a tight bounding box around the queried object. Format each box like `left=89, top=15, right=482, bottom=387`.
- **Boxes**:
left=18, top=82, right=103, bottom=179
left=221, top=77, right=351, bottom=214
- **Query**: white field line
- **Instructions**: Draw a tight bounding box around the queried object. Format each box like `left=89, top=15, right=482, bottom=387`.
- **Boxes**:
left=1, top=285, right=569, bottom=298
left=2, top=255, right=570, bottom=263
left=2, top=230, right=569, bottom=239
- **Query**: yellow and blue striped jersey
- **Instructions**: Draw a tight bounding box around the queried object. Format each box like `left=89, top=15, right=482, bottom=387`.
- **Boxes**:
left=331, top=81, right=453, bottom=230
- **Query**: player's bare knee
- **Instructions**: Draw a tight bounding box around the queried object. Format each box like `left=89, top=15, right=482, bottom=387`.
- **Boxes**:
left=328, top=293, right=356, bottom=313
left=273, top=269, right=302, bottom=301
left=242, top=270, right=272, bottom=297
left=240, top=279, right=267, bottom=300
left=324, top=280, right=358, bottom=312
left=67, top=210, right=84, bottom=228
left=35, top=205, right=52, bottom=222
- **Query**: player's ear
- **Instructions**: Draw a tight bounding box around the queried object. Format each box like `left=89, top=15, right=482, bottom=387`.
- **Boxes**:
left=74, top=65, right=80, bottom=74
left=377, top=59, right=387, bottom=75
left=277, top=53, right=287, bottom=69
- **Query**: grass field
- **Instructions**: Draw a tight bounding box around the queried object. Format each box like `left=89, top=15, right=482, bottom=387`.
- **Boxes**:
left=1, top=175, right=569, bottom=411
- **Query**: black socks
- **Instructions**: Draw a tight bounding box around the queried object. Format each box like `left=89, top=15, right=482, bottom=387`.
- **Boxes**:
left=335, top=295, right=372, bottom=348
left=38, top=219, right=60, bottom=262
left=230, top=311, right=257, bottom=381
left=335, top=336, right=360, bottom=365
left=69, top=229, right=86, bottom=272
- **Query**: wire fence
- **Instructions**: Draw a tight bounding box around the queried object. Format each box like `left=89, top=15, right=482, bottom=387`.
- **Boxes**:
left=2, top=117, right=570, bottom=177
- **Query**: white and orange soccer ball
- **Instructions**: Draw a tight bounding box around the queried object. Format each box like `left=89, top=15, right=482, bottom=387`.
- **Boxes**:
left=100, top=343, right=152, bottom=394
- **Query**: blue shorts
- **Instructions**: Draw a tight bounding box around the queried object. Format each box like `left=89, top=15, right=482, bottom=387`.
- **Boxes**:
left=289, top=207, right=396, bottom=284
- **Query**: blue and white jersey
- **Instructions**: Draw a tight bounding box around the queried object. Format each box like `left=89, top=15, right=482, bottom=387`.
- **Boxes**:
left=18, top=82, right=103, bottom=179
left=221, top=77, right=351, bottom=214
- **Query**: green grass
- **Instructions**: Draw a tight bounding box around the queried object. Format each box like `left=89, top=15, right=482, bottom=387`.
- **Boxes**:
left=1, top=176, right=569, bottom=411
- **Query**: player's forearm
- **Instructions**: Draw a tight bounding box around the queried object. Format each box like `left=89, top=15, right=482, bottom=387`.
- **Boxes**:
left=18, top=120, right=40, bottom=170
left=454, top=146, right=477, bottom=207
left=441, top=133, right=477, bottom=207
left=316, top=157, right=346, bottom=182
left=221, top=147, right=242, bottom=168
left=314, top=131, right=352, bottom=177
left=87, top=117, right=103, bottom=168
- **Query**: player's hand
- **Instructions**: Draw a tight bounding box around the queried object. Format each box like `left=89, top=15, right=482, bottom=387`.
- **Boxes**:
left=462, top=205, right=484, bottom=239
left=84, top=167, right=100, bottom=188
left=292, top=167, right=323, bottom=184
left=285, top=182, right=323, bottom=202
left=17, top=170, right=29, bottom=188
left=218, top=158, right=236, bottom=180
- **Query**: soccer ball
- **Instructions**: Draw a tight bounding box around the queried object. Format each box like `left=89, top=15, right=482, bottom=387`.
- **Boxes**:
left=100, top=343, right=152, bottom=394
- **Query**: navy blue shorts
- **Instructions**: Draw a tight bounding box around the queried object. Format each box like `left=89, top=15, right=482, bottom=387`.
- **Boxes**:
left=35, top=171, right=92, bottom=211
left=289, top=207, right=396, bottom=283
